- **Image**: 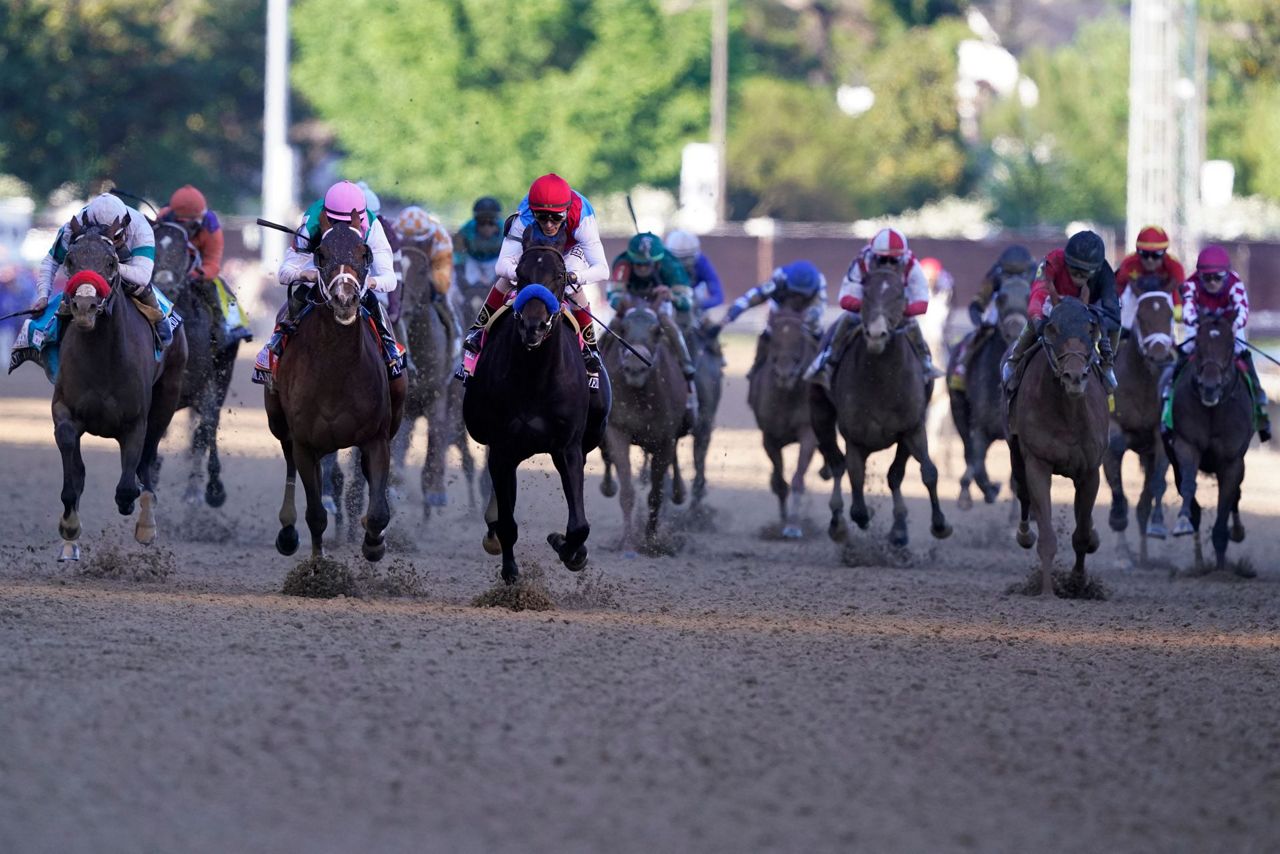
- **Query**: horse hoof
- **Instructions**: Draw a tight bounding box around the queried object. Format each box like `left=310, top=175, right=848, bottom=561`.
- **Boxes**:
left=549, top=533, right=589, bottom=572
left=482, top=531, right=502, bottom=556
left=983, top=482, right=1001, bottom=504
left=672, top=485, right=686, bottom=506
left=321, top=495, right=338, bottom=516
left=1230, top=523, right=1246, bottom=543
left=1172, top=516, right=1194, bottom=537
left=1108, top=507, right=1128, bottom=532
left=116, top=493, right=138, bottom=516
left=362, top=536, right=386, bottom=562
left=1146, top=522, right=1168, bottom=540
left=276, top=525, right=300, bottom=556
left=205, top=480, right=227, bottom=508
left=957, top=492, right=973, bottom=511
left=931, top=522, right=953, bottom=540
left=57, top=541, right=81, bottom=563
left=1234, top=561, right=1257, bottom=579
left=818, top=464, right=831, bottom=481
left=851, top=508, right=871, bottom=530
left=426, top=492, right=448, bottom=507
left=889, top=530, right=909, bottom=549
left=501, top=564, right=519, bottom=585
left=1016, top=527, right=1036, bottom=549
left=781, top=524, right=803, bottom=540
left=134, top=492, right=157, bottom=545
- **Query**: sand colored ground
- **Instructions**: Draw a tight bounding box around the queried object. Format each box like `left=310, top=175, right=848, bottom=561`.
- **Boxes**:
left=1, top=335, right=1278, bottom=853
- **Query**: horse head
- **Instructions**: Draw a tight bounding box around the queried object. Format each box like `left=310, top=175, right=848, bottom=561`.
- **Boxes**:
left=314, top=212, right=371, bottom=326
left=1192, top=311, right=1237, bottom=407
left=1132, top=275, right=1175, bottom=368
left=765, top=310, right=812, bottom=391
left=860, top=269, right=905, bottom=355
left=617, top=306, right=661, bottom=388
left=151, top=221, right=198, bottom=301
left=513, top=245, right=570, bottom=349
left=1041, top=296, right=1097, bottom=397
left=63, top=215, right=125, bottom=331
left=398, top=242, right=436, bottom=319
left=994, top=274, right=1031, bottom=344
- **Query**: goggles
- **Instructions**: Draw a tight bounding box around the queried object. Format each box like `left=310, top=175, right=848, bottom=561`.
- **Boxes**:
left=1201, top=271, right=1226, bottom=282
left=873, top=254, right=901, bottom=266
left=533, top=210, right=567, bottom=225
left=1138, top=250, right=1165, bottom=261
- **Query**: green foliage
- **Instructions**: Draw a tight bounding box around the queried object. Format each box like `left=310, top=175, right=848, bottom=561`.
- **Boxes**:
left=728, top=19, right=969, bottom=220
left=0, top=0, right=265, bottom=209
left=291, top=0, right=710, bottom=206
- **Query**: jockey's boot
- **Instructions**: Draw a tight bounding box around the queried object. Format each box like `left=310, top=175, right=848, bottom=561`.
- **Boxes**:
left=1241, top=351, right=1272, bottom=442
left=1001, top=319, right=1039, bottom=391
left=1097, top=328, right=1119, bottom=393
left=904, top=320, right=944, bottom=381
left=804, top=312, right=857, bottom=391
left=361, top=291, right=405, bottom=378
left=133, top=286, right=173, bottom=349
left=458, top=284, right=507, bottom=380
left=576, top=306, right=603, bottom=389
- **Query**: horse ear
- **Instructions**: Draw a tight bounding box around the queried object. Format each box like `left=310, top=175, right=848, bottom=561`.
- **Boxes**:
left=351, top=208, right=362, bottom=230
left=361, top=243, right=372, bottom=267
left=69, top=215, right=83, bottom=239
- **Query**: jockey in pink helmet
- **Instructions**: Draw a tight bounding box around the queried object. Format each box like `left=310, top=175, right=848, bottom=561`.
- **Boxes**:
left=805, top=227, right=941, bottom=389
left=257, top=180, right=404, bottom=382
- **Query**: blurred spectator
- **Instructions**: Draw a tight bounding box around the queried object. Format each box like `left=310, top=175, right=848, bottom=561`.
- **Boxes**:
left=0, top=249, right=37, bottom=359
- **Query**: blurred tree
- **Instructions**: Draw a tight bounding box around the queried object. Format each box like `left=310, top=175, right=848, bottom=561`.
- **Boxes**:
left=0, top=0, right=265, bottom=209
left=291, top=0, right=710, bottom=206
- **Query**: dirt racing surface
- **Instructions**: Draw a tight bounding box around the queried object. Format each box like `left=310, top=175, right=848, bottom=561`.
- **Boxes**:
left=2, top=336, right=1278, bottom=853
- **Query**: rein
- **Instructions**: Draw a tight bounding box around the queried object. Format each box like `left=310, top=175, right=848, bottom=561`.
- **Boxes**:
left=1134, top=290, right=1174, bottom=355
left=316, top=226, right=369, bottom=306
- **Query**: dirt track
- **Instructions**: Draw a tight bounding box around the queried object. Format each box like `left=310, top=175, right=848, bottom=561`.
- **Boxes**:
left=2, top=336, right=1278, bottom=853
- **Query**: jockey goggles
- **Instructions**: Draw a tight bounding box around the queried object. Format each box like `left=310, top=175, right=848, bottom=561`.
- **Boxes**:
left=534, top=210, right=567, bottom=225
left=1139, top=249, right=1165, bottom=260
left=873, top=254, right=901, bottom=266
left=1201, top=271, right=1226, bottom=282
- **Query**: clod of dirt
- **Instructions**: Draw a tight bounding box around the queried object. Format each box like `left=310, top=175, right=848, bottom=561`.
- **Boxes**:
left=670, top=503, right=718, bottom=532
left=354, top=559, right=426, bottom=598
left=556, top=570, right=621, bottom=611
left=472, top=563, right=555, bottom=612
left=1006, top=569, right=1110, bottom=600
left=840, top=537, right=911, bottom=569
left=282, top=555, right=357, bottom=598
left=638, top=533, right=684, bottom=557
left=79, top=543, right=175, bottom=582
left=384, top=525, right=420, bottom=554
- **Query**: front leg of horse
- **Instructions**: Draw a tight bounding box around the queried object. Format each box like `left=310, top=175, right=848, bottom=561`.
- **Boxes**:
left=692, top=420, right=712, bottom=506
left=1213, top=461, right=1246, bottom=574
left=54, top=409, right=86, bottom=562
left=489, top=455, right=520, bottom=583
left=1103, top=426, right=1129, bottom=532
left=1146, top=446, right=1170, bottom=540
left=1171, top=441, right=1202, bottom=540
left=969, top=428, right=1000, bottom=505
left=847, top=450, right=872, bottom=531
left=422, top=395, right=450, bottom=515
left=359, top=439, right=393, bottom=562
left=886, top=443, right=912, bottom=548
left=1070, top=466, right=1102, bottom=585
left=905, top=427, right=953, bottom=540
left=548, top=444, right=590, bottom=571
left=1133, top=446, right=1159, bottom=566
left=1024, top=454, right=1057, bottom=595
left=810, top=385, right=847, bottom=542
left=294, top=445, right=328, bottom=558
left=605, top=428, right=635, bottom=551
left=644, top=443, right=675, bottom=548
left=764, top=437, right=795, bottom=537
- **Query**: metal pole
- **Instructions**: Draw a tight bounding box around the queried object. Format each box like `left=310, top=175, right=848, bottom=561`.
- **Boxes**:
left=261, top=0, right=295, bottom=271
left=710, top=0, right=728, bottom=225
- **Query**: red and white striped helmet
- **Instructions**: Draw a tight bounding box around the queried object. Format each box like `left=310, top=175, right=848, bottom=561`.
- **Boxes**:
left=870, top=227, right=909, bottom=258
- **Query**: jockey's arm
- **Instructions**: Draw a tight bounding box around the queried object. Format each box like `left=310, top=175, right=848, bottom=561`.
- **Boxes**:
left=568, top=216, right=610, bottom=287
left=726, top=282, right=771, bottom=322
left=493, top=229, right=524, bottom=286
left=117, top=216, right=156, bottom=294
left=1091, top=262, right=1121, bottom=334
left=1231, top=280, right=1250, bottom=333
left=837, top=260, right=865, bottom=312
left=695, top=255, right=725, bottom=310
left=197, top=215, right=225, bottom=281
left=277, top=240, right=317, bottom=286
left=366, top=219, right=398, bottom=293
left=606, top=277, right=626, bottom=310
left=34, top=231, right=66, bottom=303
left=669, top=283, right=694, bottom=313
left=903, top=263, right=929, bottom=317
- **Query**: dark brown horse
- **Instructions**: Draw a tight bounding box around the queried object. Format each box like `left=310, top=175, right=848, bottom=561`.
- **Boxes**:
left=749, top=308, right=819, bottom=538
left=150, top=220, right=239, bottom=508
left=600, top=305, right=688, bottom=552
left=1164, top=312, right=1254, bottom=574
left=948, top=275, right=1030, bottom=509
left=266, top=219, right=406, bottom=560
left=683, top=318, right=724, bottom=508
left=812, top=269, right=952, bottom=549
left=52, top=214, right=189, bottom=560
left=463, top=246, right=611, bottom=583
left=1007, top=297, right=1109, bottom=595
left=1104, top=276, right=1175, bottom=566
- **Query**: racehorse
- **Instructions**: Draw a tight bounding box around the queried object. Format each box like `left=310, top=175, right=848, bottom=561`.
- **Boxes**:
left=1163, top=311, right=1254, bottom=575
left=150, top=220, right=239, bottom=508
left=749, top=308, right=819, bottom=538
left=811, top=269, right=952, bottom=549
left=265, top=215, right=406, bottom=561
left=599, top=304, right=688, bottom=552
left=1006, top=297, right=1109, bottom=596
left=462, top=243, right=611, bottom=583
left=1103, top=275, right=1175, bottom=566
left=52, top=214, right=188, bottom=560
left=948, top=275, right=1030, bottom=509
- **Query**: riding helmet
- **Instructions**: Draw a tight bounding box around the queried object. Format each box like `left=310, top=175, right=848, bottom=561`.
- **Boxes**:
left=778, top=260, right=825, bottom=296
left=1195, top=245, right=1231, bottom=274
left=169, top=185, right=208, bottom=220
left=1135, top=225, right=1170, bottom=252
left=473, top=196, right=502, bottom=222
left=870, top=227, right=909, bottom=258
left=665, top=230, right=701, bottom=261
left=356, top=181, right=381, bottom=218
left=1064, top=230, right=1105, bottom=273
left=996, top=245, right=1033, bottom=274
left=84, top=192, right=128, bottom=225
left=627, top=233, right=665, bottom=264
left=323, top=180, right=368, bottom=230
left=528, top=174, right=573, bottom=212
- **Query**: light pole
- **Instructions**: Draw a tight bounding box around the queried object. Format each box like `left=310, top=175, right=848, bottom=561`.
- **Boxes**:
left=710, top=0, right=728, bottom=225
left=261, top=0, right=296, bottom=271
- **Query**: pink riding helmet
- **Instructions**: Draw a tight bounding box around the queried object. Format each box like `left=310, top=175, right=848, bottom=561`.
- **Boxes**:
left=323, top=180, right=368, bottom=232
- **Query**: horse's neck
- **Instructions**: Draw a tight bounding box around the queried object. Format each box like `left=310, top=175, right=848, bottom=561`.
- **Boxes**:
left=62, top=294, right=141, bottom=374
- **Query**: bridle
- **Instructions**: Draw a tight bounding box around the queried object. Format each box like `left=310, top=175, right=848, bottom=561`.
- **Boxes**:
left=1041, top=301, right=1098, bottom=384
left=66, top=230, right=123, bottom=314
left=316, top=226, right=368, bottom=304
left=1133, top=290, right=1174, bottom=357
left=1191, top=318, right=1237, bottom=405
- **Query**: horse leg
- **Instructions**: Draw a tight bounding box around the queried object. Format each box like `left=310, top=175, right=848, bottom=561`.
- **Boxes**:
left=422, top=392, right=449, bottom=515
left=265, top=392, right=299, bottom=555
left=1214, top=459, right=1246, bottom=574
left=606, top=428, right=635, bottom=552
left=972, top=428, right=1000, bottom=505
left=481, top=487, right=500, bottom=555
left=293, top=444, right=327, bottom=558
left=1070, top=465, right=1102, bottom=586
left=203, top=350, right=233, bottom=508
left=794, top=426, right=818, bottom=506
left=764, top=434, right=793, bottom=537
left=952, top=393, right=976, bottom=510
left=886, top=443, right=911, bottom=548
left=847, top=449, right=871, bottom=531
left=344, top=449, right=363, bottom=543
left=456, top=421, right=477, bottom=508
left=489, top=453, right=520, bottom=583
left=135, top=345, right=186, bottom=545
left=359, top=439, right=392, bottom=562
left=670, top=448, right=686, bottom=506
left=548, top=444, right=590, bottom=571
left=1134, top=445, right=1157, bottom=567
left=1147, top=441, right=1170, bottom=540
left=1102, top=427, right=1132, bottom=569
left=904, top=424, right=952, bottom=540
left=320, top=452, right=339, bottom=517
left=692, top=417, right=712, bottom=507
left=53, top=404, right=86, bottom=562
left=1171, top=439, right=1202, bottom=543
left=810, top=386, right=847, bottom=543
left=645, top=442, right=675, bottom=547
left=599, top=439, right=617, bottom=499
left=1023, top=454, right=1057, bottom=595
left=114, top=419, right=145, bottom=519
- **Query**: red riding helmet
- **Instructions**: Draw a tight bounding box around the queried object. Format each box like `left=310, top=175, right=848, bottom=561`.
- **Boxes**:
left=870, top=227, right=909, bottom=258
left=169, top=185, right=208, bottom=220
left=1195, top=245, right=1231, bottom=274
left=528, top=173, right=572, bottom=212
left=1135, top=225, right=1170, bottom=252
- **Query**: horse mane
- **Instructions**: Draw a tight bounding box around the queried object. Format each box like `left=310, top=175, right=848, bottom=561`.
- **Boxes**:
left=515, top=246, right=567, bottom=300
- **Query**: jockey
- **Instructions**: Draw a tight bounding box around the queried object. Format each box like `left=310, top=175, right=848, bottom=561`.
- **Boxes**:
left=804, top=227, right=939, bottom=390
left=261, top=180, right=402, bottom=378
left=664, top=229, right=724, bottom=311
left=1114, top=225, right=1185, bottom=327
left=721, top=259, right=826, bottom=379
left=1002, top=230, right=1121, bottom=392
left=1174, top=245, right=1270, bottom=441
left=970, top=245, right=1034, bottom=328
left=393, top=203, right=459, bottom=338
left=462, top=173, right=609, bottom=385
left=608, top=232, right=695, bottom=372
left=34, top=192, right=170, bottom=347
left=157, top=184, right=252, bottom=346
left=453, top=196, right=504, bottom=289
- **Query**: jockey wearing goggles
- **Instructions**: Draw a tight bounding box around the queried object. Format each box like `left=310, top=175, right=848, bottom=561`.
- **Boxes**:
left=1115, top=225, right=1186, bottom=326
left=453, top=197, right=505, bottom=290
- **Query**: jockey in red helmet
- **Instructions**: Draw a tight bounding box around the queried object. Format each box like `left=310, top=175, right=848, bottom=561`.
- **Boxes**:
left=804, top=227, right=940, bottom=390
left=1115, top=225, right=1186, bottom=325
left=460, top=173, right=609, bottom=387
